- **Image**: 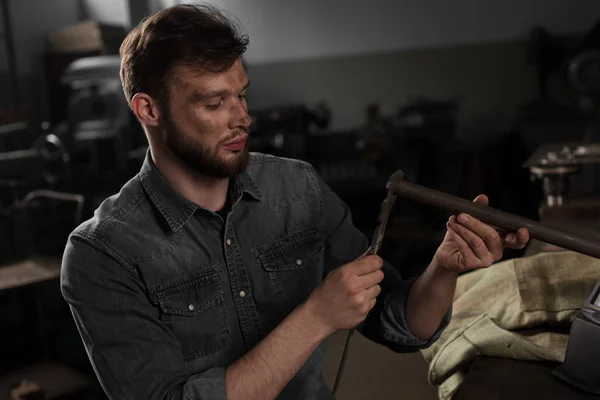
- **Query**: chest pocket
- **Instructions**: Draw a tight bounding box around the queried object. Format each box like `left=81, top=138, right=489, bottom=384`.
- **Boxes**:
left=156, top=268, right=229, bottom=360
left=255, top=229, right=324, bottom=315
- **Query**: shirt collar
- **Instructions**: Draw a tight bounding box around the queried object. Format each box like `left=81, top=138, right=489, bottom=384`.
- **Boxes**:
left=231, top=162, right=262, bottom=203
left=139, top=150, right=261, bottom=232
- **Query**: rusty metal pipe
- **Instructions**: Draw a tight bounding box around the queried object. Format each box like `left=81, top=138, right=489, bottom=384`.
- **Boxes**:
left=387, top=171, right=600, bottom=260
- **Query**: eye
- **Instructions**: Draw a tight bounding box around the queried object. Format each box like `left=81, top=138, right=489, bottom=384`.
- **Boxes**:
left=238, top=93, right=247, bottom=101
left=205, top=99, right=223, bottom=110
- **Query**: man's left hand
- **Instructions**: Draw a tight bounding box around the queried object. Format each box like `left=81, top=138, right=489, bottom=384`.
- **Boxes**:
left=433, top=194, right=530, bottom=274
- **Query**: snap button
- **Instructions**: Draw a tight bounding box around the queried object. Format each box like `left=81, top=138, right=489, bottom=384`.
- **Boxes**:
left=226, top=239, right=232, bottom=246
left=188, top=304, right=195, bottom=311
left=239, top=290, right=246, bottom=298
left=296, top=259, right=303, bottom=266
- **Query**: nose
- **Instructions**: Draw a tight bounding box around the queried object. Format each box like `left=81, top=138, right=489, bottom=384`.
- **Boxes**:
left=229, top=100, right=252, bottom=130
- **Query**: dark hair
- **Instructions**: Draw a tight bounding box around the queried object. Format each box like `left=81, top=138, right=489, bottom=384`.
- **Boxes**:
left=119, top=4, right=249, bottom=108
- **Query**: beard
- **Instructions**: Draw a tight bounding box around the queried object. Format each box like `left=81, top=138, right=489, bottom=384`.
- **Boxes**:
left=161, top=107, right=250, bottom=179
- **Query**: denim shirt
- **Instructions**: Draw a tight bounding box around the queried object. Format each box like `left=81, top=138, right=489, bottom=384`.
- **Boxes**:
left=60, top=151, right=450, bottom=400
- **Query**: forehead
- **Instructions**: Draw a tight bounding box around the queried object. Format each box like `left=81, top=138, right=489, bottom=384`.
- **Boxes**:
left=170, top=59, right=247, bottom=93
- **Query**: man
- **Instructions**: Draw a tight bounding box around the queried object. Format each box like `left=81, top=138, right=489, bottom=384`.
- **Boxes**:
left=60, top=4, right=530, bottom=400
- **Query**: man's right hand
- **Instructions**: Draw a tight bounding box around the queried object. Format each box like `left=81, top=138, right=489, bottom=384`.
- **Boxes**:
left=306, top=255, right=385, bottom=335
left=225, top=255, right=384, bottom=400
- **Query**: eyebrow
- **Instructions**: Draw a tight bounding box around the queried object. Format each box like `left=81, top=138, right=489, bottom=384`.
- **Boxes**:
left=188, top=81, right=250, bottom=103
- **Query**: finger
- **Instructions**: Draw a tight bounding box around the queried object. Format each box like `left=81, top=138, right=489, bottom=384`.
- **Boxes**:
left=454, top=214, right=503, bottom=261
left=369, top=297, right=377, bottom=311
left=448, top=218, right=494, bottom=265
left=502, top=228, right=530, bottom=249
left=364, top=284, right=382, bottom=301
left=363, top=297, right=377, bottom=314
left=358, top=268, right=384, bottom=289
left=446, top=223, right=482, bottom=267
left=502, top=232, right=518, bottom=247
left=517, top=228, right=530, bottom=246
left=353, top=255, right=383, bottom=276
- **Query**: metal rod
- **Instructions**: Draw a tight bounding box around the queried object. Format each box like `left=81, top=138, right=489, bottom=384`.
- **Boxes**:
left=388, top=178, right=600, bottom=260
left=332, top=191, right=398, bottom=395
left=332, top=328, right=354, bottom=395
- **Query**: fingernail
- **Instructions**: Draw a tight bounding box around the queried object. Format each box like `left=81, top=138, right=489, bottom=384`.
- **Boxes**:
left=458, top=214, right=468, bottom=223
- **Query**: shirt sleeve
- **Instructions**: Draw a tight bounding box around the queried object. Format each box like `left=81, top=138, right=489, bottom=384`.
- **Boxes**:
left=61, top=234, right=227, bottom=400
left=310, top=165, right=451, bottom=352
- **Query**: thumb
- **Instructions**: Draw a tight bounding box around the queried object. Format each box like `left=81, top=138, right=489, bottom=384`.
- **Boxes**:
left=473, top=194, right=489, bottom=206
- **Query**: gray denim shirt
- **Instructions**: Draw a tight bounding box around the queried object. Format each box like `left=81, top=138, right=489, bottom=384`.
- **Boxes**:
left=61, top=151, right=450, bottom=400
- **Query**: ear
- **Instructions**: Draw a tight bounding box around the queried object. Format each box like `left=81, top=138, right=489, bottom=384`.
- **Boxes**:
left=131, top=93, right=161, bottom=128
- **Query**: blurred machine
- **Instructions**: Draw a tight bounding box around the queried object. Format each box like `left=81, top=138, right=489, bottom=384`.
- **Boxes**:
left=517, top=22, right=600, bottom=394
left=525, top=142, right=600, bottom=210
left=248, top=102, right=331, bottom=161
left=55, top=55, right=146, bottom=190
left=355, top=99, right=459, bottom=188
left=0, top=55, right=144, bottom=193
left=520, top=18, right=600, bottom=214
left=553, top=279, right=600, bottom=395
left=0, top=55, right=145, bottom=265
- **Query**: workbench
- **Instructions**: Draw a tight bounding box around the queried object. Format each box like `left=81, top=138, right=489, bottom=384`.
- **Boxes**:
left=0, top=257, right=61, bottom=291
left=453, top=195, right=600, bottom=400
left=455, top=356, right=600, bottom=400
left=0, top=257, right=96, bottom=399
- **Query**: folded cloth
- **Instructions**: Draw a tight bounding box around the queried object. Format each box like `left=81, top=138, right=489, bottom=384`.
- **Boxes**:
left=420, top=251, right=600, bottom=400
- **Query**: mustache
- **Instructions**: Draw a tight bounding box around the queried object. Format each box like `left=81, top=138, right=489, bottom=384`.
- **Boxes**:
left=221, top=127, right=251, bottom=144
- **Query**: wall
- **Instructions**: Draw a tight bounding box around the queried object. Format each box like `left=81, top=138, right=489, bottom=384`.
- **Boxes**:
left=0, top=0, right=166, bottom=126
left=180, top=0, right=600, bottom=65
left=1, top=0, right=82, bottom=76
left=81, top=0, right=130, bottom=27
left=173, top=0, right=600, bottom=137
left=245, top=40, right=536, bottom=139
left=81, top=0, right=176, bottom=26
left=0, top=0, right=82, bottom=135
left=4, top=0, right=600, bottom=141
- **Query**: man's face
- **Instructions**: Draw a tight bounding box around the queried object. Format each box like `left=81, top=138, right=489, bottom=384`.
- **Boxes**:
left=159, top=59, right=251, bottom=179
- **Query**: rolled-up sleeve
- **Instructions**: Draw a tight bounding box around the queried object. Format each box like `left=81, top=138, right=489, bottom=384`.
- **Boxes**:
left=373, top=269, right=452, bottom=351
left=309, top=164, right=451, bottom=352
left=61, top=234, right=227, bottom=400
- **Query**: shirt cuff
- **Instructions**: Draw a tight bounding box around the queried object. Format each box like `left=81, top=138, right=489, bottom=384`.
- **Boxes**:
left=183, top=367, right=227, bottom=400
left=380, top=276, right=453, bottom=349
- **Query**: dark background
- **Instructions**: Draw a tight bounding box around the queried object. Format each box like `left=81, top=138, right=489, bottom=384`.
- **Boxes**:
left=2, top=0, right=600, bottom=398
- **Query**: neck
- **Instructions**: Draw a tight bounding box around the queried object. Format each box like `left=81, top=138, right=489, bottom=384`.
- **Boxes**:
left=150, top=146, right=229, bottom=212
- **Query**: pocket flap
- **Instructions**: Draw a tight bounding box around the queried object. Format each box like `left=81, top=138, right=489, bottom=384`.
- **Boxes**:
left=157, top=271, right=223, bottom=316
left=256, top=229, right=323, bottom=272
